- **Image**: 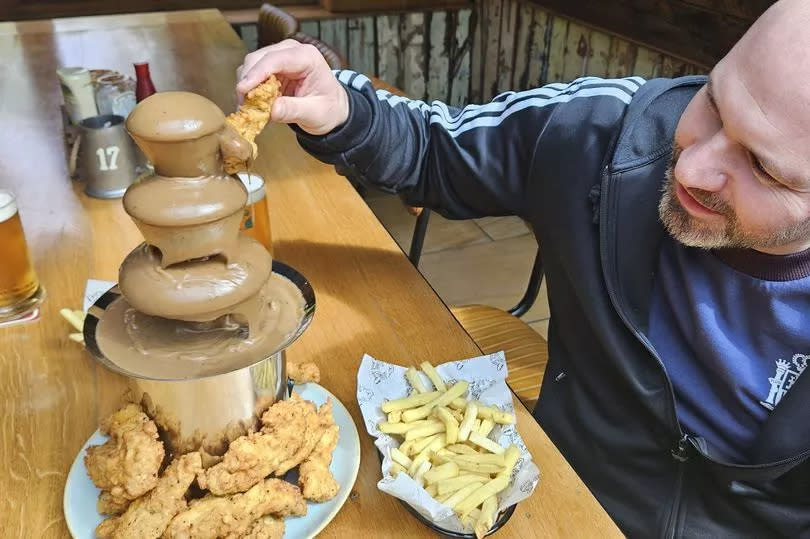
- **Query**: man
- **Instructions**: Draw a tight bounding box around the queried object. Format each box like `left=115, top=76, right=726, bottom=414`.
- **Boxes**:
left=236, top=0, right=810, bottom=535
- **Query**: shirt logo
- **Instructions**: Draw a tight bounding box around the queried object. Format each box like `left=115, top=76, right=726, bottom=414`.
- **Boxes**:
left=761, top=354, right=808, bottom=410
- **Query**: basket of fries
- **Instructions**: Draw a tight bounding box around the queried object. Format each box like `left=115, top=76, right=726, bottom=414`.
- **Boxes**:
left=357, top=353, right=540, bottom=538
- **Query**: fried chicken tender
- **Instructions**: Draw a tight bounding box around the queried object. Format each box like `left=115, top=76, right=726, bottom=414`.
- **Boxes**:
left=298, top=400, right=340, bottom=502
left=224, top=76, right=280, bottom=174
left=95, top=452, right=202, bottom=539
left=243, top=516, right=285, bottom=539
left=198, top=393, right=311, bottom=495
left=287, top=360, right=320, bottom=384
left=264, top=393, right=320, bottom=476
left=85, top=404, right=165, bottom=504
left=163, top=478, right=306, bottom=539
left=98, top=491, right=131, bottom=516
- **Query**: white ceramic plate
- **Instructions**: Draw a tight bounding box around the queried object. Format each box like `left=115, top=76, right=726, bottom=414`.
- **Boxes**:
left=63, top=383, right=361, bottom=538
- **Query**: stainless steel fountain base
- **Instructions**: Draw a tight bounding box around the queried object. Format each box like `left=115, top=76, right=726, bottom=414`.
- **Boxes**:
left=83, top=260, right=315, bottom=459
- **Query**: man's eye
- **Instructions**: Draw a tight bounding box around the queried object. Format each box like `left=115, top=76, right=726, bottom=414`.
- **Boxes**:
left=751, top=157, right=780, bottom=185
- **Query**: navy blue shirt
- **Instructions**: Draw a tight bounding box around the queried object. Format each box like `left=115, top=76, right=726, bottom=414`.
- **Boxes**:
left=649, top=238, right=810, bottom=463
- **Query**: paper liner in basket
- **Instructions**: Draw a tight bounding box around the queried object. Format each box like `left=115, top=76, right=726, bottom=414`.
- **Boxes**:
left=356, top=352, right=541, bottom=534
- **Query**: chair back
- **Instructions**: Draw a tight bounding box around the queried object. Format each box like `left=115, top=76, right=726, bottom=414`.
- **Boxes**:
left=293, top=32, right=347, bottom=70
left=257, top=4, right=300, bottom=48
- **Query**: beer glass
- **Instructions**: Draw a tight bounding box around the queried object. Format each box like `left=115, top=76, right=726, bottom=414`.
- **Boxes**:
left=0, top=189, right=44, bottom=320
left=237, top=173, right=272, bottom=255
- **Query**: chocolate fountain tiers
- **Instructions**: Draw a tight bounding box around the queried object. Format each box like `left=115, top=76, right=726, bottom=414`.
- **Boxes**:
left=83, top=91, right=315, bottom=459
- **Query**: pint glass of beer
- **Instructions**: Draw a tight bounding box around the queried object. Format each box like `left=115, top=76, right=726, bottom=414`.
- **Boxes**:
left=236, top=173, right=272, bottom=255
left=0, top=189, right=43, bottom=320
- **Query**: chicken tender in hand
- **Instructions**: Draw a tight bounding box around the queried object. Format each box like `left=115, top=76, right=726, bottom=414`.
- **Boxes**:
left=85, top=404, right=164, bottom=504
left=298, top=399, right=340, bottom=502
left=223, top=76, right=280, bottom=174
left=95, top=452, right=202, bottom=539
left=163, top=478, right=306, bottom=539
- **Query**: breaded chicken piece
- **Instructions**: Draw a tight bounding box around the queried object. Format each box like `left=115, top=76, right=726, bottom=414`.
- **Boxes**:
left=94, top=452, right=202, bottom=539
left=85, top=404, right=165, bottom=504
left=298, top=400, right=340, bottom=502
left=263, top=393, right=320, bottom=476
left=287, top=360, right=320, bottom=384
left=98, top=491, right=131, bottom=516
left=163, top=478, right=306, bottom=539
left=243, top=516, right=285, bottom=539
left=224, top=76, right=280, bottom=174
left=197, top=394, right=310, bottom=495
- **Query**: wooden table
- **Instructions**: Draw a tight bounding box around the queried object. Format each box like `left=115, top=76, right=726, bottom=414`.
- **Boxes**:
left=0, top=10, right=621, bottom=538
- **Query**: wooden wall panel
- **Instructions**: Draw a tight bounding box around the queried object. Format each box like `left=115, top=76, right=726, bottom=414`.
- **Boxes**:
left=246, top=0, right=707, bottom=106
left=522, top=0, right=773, bottom=68
left=467, top=0, right=706, bottom=102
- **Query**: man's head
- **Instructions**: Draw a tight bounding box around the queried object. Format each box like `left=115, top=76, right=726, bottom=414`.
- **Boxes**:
left=660, top=0, right=810, bottom=254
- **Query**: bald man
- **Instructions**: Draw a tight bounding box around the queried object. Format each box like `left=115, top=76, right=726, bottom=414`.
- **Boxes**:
left=237, top=0, right=810, bottom=535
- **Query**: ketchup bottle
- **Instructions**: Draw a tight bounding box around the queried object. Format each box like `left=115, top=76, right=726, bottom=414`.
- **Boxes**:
left=134, top=62, right=156, bottom=102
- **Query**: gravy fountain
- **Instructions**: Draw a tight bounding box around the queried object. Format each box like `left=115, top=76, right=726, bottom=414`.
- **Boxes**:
left=83, top=91, right=315, bottom=463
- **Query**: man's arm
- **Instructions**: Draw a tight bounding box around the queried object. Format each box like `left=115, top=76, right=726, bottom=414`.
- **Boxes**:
left=236, top=41, right=643, bottom=220
left=296, top=71, right=643, bottom=219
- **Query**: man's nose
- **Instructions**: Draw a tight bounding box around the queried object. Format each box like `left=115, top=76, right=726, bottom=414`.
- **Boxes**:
left=674, top=131, right=740, bottom=192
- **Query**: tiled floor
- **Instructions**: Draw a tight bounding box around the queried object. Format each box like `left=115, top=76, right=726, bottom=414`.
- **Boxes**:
left=363, top=188, right=550, bottom=340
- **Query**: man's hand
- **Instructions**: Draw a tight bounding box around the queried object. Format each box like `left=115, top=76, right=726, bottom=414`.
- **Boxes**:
left=236, top=40, right=350, bottom=136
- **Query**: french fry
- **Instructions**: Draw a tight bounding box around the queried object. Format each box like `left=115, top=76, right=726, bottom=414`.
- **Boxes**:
left=411, top=434, right=440, bottom=455
left=425, top=483, right=439, bottom=497
left=462, top=507, right=482, bottom=531
left=454, top=461, right=504, bottom=474
left=436, top=491, right=454, bottom=503
left=472, top=419, right=481, bottom=433
left=499, top=445, right=521, bottom=478
left=449, top=397, right=467, bottom=410
left=399, top=438, right=417, bottom=457
left=478, top=418, right=495, bottom=437
left=423, top=461, right=459, bottom=485
left=382, top=391, right=441, bottom=413
left=68, top=333, right=84, bottom=343
left=458, top=402, right=478, bottom=442
left=60, top=308, right=84, bottom=332
left=435, top=406, right=459, bottom=444
left=451, top=453, right=505, bottom=466
left=432, top=448, right=456, bottom=465
left=443, top=482, right=484, bottom=510
left=474, top=496, right=498, bottom=539
left=447, top=444, right=478, bottom=455
left=404, top=422, right=446, bottom=441
left=406, top=367, right=429, bottom=393
left=490, top=411, right=514, bottom=425
left=409, top=434, right=448, bottom=474
left=468, top=431, right=506, bottom=454
left=402, top=381, right=469, bottom=422
left=437, top=474, right=488, bottom=496
left=389, top=462, right=406, bottom=477
left=420, top=361, right=447, bottom=391
left=454, top=475, right=510, bottom=516
left=390, top=447, right=413, bottom=468
left=475, top=402, right=516, bottom=424
left=378, top=419, right=437, bottom=435
left=413, top=460, right=432, bottom=486
left=461, top=513, right=477, bottom=531
left=388, top=410, right=402, bottom=423
left=450, top=409, right=465, bottom=423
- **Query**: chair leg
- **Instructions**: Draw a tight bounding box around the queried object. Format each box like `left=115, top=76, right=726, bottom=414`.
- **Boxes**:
left=508, top=250, right=543, bottom=317
left=408, top=208, right=431, bottom=267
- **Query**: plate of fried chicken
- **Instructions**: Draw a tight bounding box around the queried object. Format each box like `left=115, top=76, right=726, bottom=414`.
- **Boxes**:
left=63, top=383, right=360, bottom=538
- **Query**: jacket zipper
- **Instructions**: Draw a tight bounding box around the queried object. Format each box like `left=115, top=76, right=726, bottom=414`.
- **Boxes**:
left=599, top=167, right=688, bottom=537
